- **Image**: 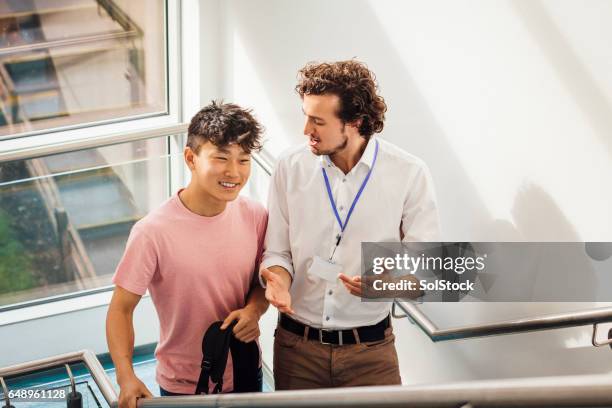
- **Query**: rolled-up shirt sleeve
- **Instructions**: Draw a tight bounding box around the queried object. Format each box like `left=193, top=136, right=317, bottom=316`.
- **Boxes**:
left=260, top=159, right=294, bottom=287
left=401, top=162, right=441, bottom=242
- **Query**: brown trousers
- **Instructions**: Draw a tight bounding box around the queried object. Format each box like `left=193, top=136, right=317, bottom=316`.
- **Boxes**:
left=273, top=325, right=402, bottom=390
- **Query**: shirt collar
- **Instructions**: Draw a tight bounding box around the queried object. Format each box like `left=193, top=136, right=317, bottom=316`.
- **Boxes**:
left=357, top=136, right=377, bottom=169
left=319, top=136, right=377, bottom=170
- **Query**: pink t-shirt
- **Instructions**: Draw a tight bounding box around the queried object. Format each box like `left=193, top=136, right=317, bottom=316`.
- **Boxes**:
left=112, top=191, right=267, bottom=394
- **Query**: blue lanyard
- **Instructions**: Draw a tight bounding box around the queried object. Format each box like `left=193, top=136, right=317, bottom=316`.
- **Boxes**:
left=322, top=139, right=379, bottom=250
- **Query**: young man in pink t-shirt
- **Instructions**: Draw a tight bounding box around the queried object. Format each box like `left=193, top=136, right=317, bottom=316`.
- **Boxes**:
left=106, top=101, right=269, bottom=408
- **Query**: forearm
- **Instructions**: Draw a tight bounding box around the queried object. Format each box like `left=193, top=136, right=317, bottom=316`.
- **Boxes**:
left=106, top=309, right=136, bottom=385
left=265, top=265, right=292, bottom=289
left=245, top=284, right=268, bottom=317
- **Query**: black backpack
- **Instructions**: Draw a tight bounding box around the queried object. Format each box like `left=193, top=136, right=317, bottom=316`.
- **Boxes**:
left=195, top=320, right=261, bottom=394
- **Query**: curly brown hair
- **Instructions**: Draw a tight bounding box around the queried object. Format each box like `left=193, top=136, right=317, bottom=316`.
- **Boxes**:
left=295, top=60, right=387, bottom=139
left=187, top=100, right=263, bottom=154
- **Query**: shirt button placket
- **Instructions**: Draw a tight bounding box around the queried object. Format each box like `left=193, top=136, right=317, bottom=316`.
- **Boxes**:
left=322, top=283, right=335, bottom=327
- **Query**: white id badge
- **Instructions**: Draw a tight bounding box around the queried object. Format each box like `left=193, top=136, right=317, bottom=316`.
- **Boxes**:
left=308, top=256, right=343, bottom=282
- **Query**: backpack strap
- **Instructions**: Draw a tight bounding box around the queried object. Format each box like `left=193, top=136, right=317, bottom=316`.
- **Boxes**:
left=229, top=336, right=261, bottom=393
left=195, top=321, right=236, bottom=394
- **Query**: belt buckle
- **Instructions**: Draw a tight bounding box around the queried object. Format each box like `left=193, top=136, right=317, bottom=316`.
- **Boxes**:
left=319, top=329, right=332, bottom=345
left=319, top=329, right=343, bottom=345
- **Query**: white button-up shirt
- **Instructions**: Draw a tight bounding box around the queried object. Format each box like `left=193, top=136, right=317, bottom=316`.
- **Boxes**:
left=261, top=136, right=440, bottom=329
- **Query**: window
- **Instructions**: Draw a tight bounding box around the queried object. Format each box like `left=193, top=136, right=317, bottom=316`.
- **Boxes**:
left=0, top=134, right=183, bottom=309
left=0, top=0, right=167, bottom=139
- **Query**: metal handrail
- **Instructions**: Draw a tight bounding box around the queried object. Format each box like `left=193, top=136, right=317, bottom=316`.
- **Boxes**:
left=0, top=350, right=118, bottom=406
left=135, top=374, right=612, bottom=407
left=243, top=145, right=612, bottom=347
left=250, top=150, right=612, bottom=346
left=3, top=351, right=612, bottom=407
left=393, top=301, right=612, bottom=345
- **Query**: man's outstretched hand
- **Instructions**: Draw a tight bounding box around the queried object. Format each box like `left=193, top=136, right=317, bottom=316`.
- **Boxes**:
left=338, top=273, right=363, bottom=297
left=262, top=268, right=294, bottom=314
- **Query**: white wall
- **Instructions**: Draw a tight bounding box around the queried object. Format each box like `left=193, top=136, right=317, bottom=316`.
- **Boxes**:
left=0, top=295, right=159, bottom=367
left=211, top=0, right=612, bottom=384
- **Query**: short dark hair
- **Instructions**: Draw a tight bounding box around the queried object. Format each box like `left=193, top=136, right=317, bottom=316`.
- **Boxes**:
left=187, top=100, right=263, bottom=154
left=295, top=60, right=387, bottom=139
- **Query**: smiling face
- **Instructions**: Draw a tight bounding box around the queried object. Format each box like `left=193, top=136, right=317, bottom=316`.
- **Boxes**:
left=185, top=141, right=251, bottom=204
left=302, top=93, right=349, bottom=156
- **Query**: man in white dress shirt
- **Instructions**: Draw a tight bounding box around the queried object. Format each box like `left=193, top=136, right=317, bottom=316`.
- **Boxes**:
left=260, top=60, right=440, bottom=389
